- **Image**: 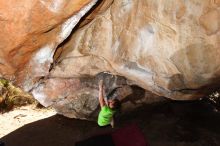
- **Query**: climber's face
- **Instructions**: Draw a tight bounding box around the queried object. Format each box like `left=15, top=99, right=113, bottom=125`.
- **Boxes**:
left=108, top=100, right=115, bottom=109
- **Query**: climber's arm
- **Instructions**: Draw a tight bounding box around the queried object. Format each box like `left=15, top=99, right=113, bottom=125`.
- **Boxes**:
left=99, top=80, right=106, bottom=108
left=110, top=117, right=115, bottom=128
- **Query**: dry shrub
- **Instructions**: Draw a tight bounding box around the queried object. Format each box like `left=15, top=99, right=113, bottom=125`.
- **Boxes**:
left=0, top=78, right=34, bottom=112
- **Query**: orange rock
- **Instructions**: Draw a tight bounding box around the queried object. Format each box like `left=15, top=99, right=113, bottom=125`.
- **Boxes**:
left=0, top=0, right=96, bottom=84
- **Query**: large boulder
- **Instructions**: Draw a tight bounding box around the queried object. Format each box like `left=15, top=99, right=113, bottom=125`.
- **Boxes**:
left=0, top=0, right=220, bottom=118
left=32, top=72, right=161, bottom=119
left=0, top=0, right=97, bottom=88
left=49, top=0, right=220, bottom=100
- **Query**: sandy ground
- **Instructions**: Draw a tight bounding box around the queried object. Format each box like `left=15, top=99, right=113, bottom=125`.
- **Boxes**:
left=1, top=100, right=220, bottom=146
left=0, top=105, right=56, bottom=137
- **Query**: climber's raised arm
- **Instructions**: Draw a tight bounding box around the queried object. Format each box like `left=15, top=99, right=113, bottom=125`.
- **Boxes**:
left=98, top=80, right=106, bottom=108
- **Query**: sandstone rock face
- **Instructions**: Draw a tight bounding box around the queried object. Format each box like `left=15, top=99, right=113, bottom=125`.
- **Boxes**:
left=50, top=0, right=220, bottom=100
left=32, top=72, right=161, bottom=119
left=0, top=0, right=220, bottom=119
left=0, top=0, right=97, bottom=87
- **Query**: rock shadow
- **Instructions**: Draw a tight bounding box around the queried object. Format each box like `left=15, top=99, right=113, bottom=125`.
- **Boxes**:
left=120, top=85, right=146, bottom=105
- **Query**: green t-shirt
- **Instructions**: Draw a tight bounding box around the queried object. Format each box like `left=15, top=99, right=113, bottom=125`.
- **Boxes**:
left=98, top=106, right=115, bottom=126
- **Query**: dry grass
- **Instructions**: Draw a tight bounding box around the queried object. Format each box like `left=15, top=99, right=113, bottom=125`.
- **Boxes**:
left=0, top=78, right=35, bottom=112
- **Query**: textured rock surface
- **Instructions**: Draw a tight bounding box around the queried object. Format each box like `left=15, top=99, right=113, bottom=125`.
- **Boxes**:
left=0, top=0, right=220, bottom=118
left=50, top=0, right=220, bottom=100
left=0, top=0, right=97, bottom=87
left=32, top=72, right=161, bottom=119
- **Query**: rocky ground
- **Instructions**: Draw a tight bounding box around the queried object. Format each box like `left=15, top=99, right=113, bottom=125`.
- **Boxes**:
left=1, top=99, right=220, bottom=146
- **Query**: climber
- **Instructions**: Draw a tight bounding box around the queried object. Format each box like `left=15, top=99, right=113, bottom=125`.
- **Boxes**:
left=97, top=80, right=121, bottom=128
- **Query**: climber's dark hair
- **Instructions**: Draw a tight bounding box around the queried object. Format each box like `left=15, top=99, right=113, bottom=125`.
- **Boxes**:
left=106, top=87, right=122, bottom=110
left=111, top=98, right=121, bottom=110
